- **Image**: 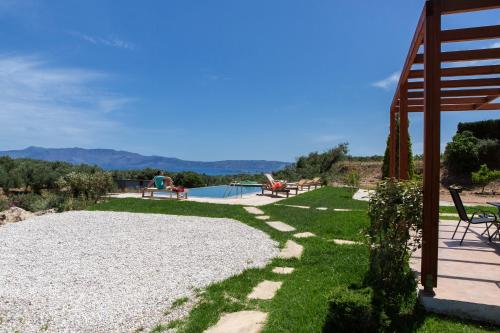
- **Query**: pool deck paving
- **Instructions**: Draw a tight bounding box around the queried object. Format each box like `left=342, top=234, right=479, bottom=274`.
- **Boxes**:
left=410, top=220, right=500, bottom=325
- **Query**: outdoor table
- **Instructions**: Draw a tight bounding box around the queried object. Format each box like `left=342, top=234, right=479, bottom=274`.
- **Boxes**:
left=486, top=202, right=500, bottom=240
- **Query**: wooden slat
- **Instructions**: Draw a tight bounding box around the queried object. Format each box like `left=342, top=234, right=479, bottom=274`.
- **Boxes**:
left=405, top=97, right=487, bottom=106
left=442, top=0, right=500, bottom=14
left=408, top=78, right=500, bottom=89
left=409, top=65, right=500, bottom=78
left=414, top=48, right=500, bottom=63
left=407, top=103, right=500, bottom=112
left=441, top=25, right=500, bottom=43
left=477, top=103, right=500, bottom=110
left=399, top=84, right=409, bottom=180
left=407, top=88, right=500, bottom=98
left=390, top=7, right=426, bottom=111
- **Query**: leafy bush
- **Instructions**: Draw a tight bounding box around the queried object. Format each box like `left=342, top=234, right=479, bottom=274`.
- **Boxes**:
left=324, top=286, right=375, bottom=332
left=56, top=171, right=114, bottom=202
left=366, top=179, right=422, bottom=330
left=173, top=172, right=205, bottom=188
left=0, top=198, right=9, bottom=211
left=444, top=129, right=500, bottom=176
left=381, top=115, right=415, bottom=179
left=458, top=119, right=500, bottom=141
left=345, top=170, right=361, bottom=189
left=472, top=165, right=500, bottom=194
left=443, top=131, right=480, bottom=174
left=10, top=193, right=63, bottom=212
left=274, top=143, right=348, bottom=182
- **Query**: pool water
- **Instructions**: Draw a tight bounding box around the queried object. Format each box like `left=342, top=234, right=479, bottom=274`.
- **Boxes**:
left=187, top=185, right=261, bottom=198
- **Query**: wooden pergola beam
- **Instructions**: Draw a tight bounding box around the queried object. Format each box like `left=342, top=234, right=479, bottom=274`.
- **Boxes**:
left=408, top=64, right=500, bottom=78
left=406, top=103, right=500, bottom=112
left=390, top=7, right=426, bottom=111
left=442, top=0, right=500, bottom=14
left=405, top=97, right=487, bottom=106
left=421, top=0, right=441, bottom=293
left=407, top=88, right=500, bottom=98
left=441, top=25, right=500, bottom=43
left=414, top=48, right=500, bottom=63
left=407, top=77, right=500, bottom=90
left=399, top=83, right=409, bottom=180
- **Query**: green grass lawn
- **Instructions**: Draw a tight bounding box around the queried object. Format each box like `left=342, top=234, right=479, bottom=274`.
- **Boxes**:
left=89, top=187, right=499, bottom=332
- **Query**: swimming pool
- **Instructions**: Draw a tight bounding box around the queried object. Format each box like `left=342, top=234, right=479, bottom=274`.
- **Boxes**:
left=188, top=185, right=261, bottom=198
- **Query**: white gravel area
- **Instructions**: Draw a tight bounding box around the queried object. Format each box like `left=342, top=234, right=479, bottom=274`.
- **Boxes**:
left=0, top=211, right=279, bottom=333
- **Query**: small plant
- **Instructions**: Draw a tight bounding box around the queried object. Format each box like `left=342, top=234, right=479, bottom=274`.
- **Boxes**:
left=171, top=296, right=189, bottom=308
left=366, top=179, right=422, bottom=330
left=471, top=164, right=500, bottom=194
left=345, top=170, right=360, bottom=189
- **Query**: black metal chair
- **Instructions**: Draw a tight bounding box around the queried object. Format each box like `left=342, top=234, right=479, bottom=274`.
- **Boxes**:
left=449, top=187, right=498, bottom=245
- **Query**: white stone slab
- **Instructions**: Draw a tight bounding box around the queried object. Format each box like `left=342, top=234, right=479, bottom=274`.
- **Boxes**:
left=204, top=311, right=268, bottom=333
left=332, top=239, right=362, bottom=245
left=266, top=221, right=296, bottom=232
left=316, top=207, right=328, bottom=211
left=255, top=215, right=270, bottom=220
left=333, top=208, right=353, bottom=212
left=279, top=240, right=304, bottom=259
left=272, top=267, right=294, bottom=275
left=244, top=206, right=265, bottom=215
left=293, top=232, right=316, bottom=238
left=247, top=281, right=283, bottom=300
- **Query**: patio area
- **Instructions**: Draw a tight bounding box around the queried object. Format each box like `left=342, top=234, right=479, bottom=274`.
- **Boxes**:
left=411, top=219, right=500, bottom=325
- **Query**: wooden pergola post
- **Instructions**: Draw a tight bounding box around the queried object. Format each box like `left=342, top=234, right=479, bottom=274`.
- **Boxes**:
left=421, top=0, right=441, bottom=293
left=399, top=82, right=409, bottom=180
left=389, top=107, right=397, bottom=178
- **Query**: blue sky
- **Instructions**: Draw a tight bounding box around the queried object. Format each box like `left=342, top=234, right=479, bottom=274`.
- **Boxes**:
left=0, top=0, right=498, bottom=162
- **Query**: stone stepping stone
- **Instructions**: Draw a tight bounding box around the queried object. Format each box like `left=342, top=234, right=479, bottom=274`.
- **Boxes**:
left=331, top=239, right=362, bottom=245
left=272, top=267, right=294, bottom=275
left=204, top=310, right=268, bottom=333
left=244, top=206, right=265, bottom=215
left=440, top=213, right=459, bottom=217
left=255, top=215, right=270, bottom=220
left=247, top=281, right=283, bottom=300
left=316, top=207, right=328, bottom=211
left=266, top=221, right=296, bottom=232
left=294, top=232, right=316, bottom=238
left=333, top=208, right=353, bottom=212
left=279, top=240, right=304, bottom=259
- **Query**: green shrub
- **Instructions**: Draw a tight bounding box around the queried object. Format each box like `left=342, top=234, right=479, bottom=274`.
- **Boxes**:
left=381, top=115, right=415, bottom=179
left=10, top=193, right=63, bottom=212
left=324, top=286, right=375, bottom=332
left=173, top=172, right=205, bottom=188
left=0, top=198, right=9, bottom=211
left=471, top=165, right=500, bottom=194
left=443, top=131, right=480, bottom=174
left=366, top=179, right=422, bottom=329
left=56, top=171, right=114, bottom=202
left=345, top=170, right=361, bottom=189
left=458, top=119, right=500, bottom=141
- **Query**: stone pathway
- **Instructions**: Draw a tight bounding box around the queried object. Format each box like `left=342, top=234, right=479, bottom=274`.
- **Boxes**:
left=275, top=204, right=310, bottom=209
left=255, top=215, right=270, bottom=220
left=204, top=311, right=268, bottom=333
left=316, top=207, right=328, bottom=211
left=333, top=208, right=353, bottom=212
left=272, top=267, right=294, bottom=275
left=293, top=232, right=315, bottom=238
left=244, top=206, right=265, bottom=215
left=330, top=239, right=362, bottom=245
left=279, top=240, right=304, bottom=259
left=247, top=281, right=283, bottom=300
left=266, top=221, right=296, bottom=232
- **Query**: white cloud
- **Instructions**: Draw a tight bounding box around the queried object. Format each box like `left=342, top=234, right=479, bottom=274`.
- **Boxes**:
left=0, top=55, right=133, bottom=148
left=371, top=71, right=401, bottom=90
left=69, top=31, right=135, bottom=50
left=490, top=41, right=500, bottom=49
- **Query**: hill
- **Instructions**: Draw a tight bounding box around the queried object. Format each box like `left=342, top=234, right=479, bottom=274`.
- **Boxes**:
left=0, top=147, right=290, bottom=175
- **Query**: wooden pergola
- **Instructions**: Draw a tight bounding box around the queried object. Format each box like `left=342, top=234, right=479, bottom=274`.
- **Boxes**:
left=388, top=0, right=500, bottom=294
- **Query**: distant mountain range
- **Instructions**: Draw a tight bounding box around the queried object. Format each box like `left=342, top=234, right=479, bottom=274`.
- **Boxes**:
left=0, top=147, right=290, bottom=175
